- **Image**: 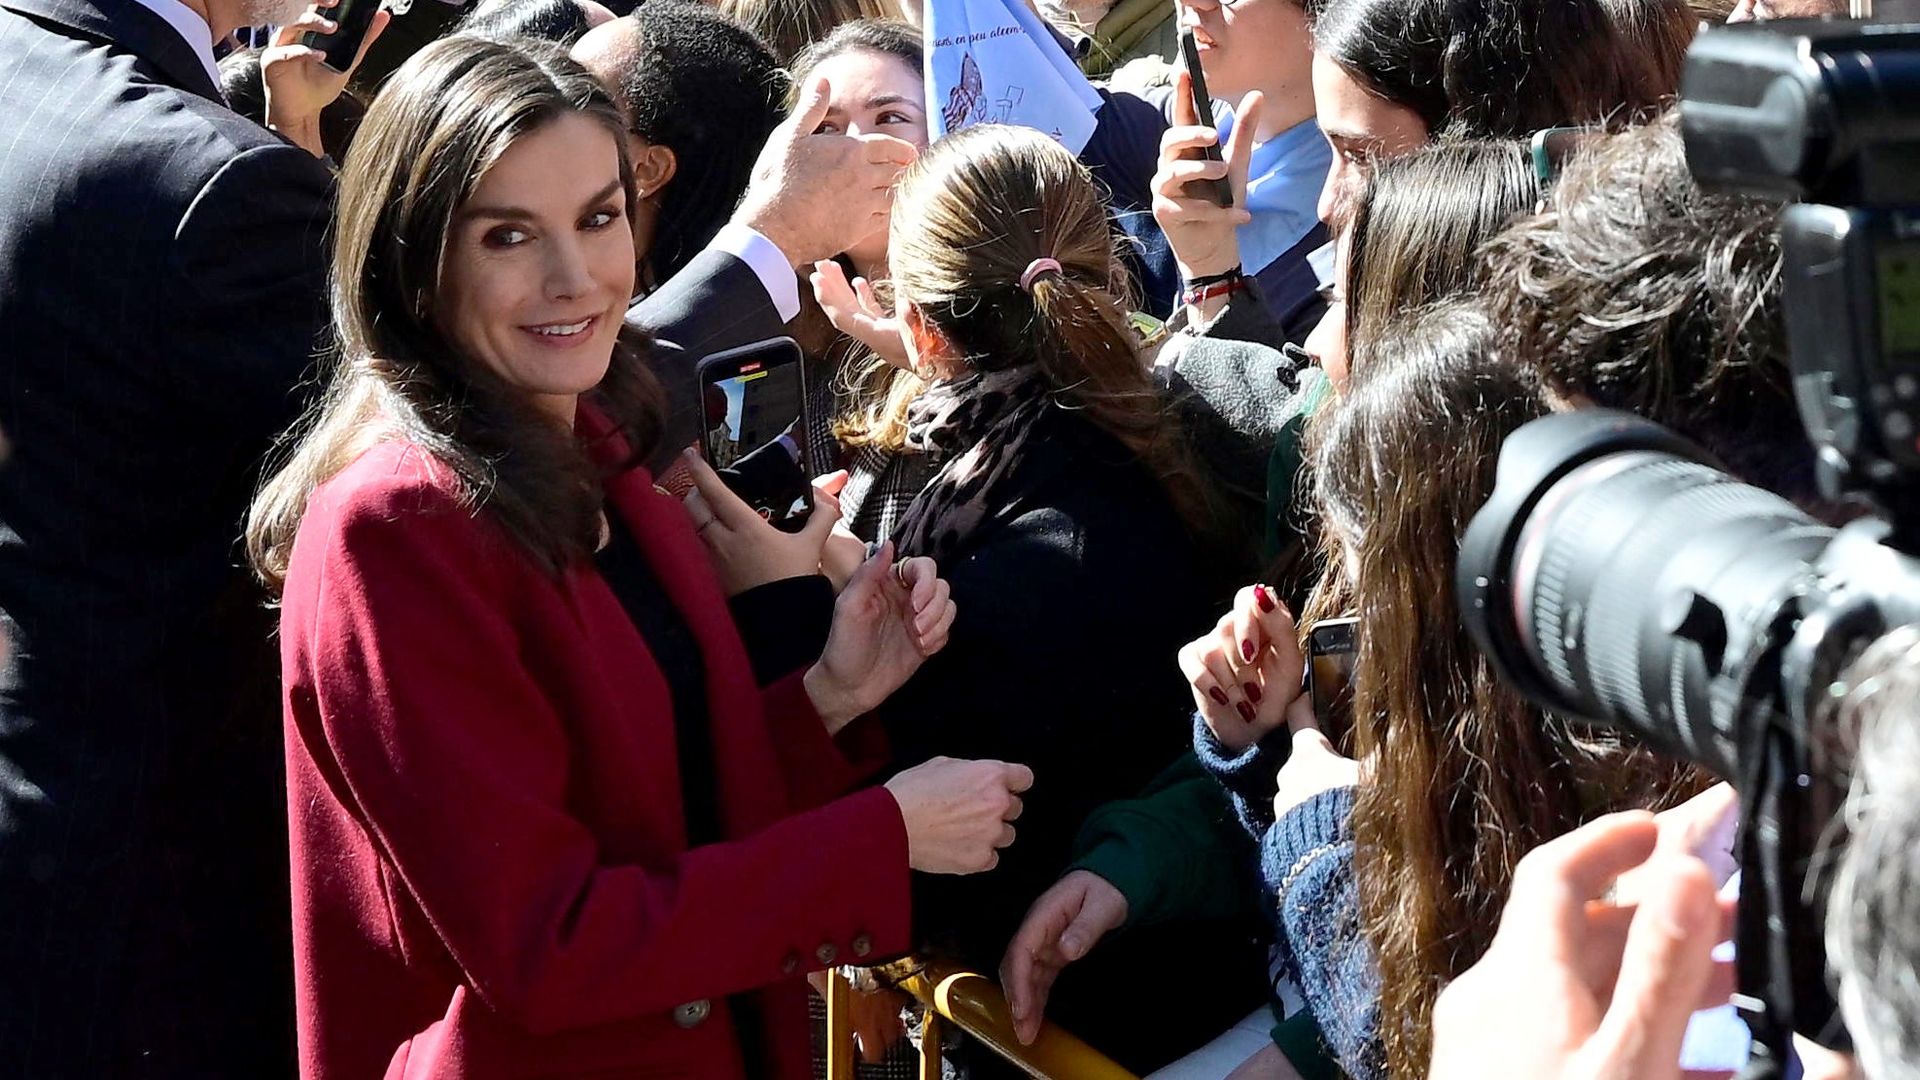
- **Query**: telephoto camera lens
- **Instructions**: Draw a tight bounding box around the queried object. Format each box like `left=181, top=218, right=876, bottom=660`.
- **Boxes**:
left=1457, top=411, right=1832, bottom=778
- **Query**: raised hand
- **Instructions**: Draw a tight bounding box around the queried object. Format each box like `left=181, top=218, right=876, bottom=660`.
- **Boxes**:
left=1000, top=870, right=1130, bottom=1046
left=734, top=77, right=919, bottom=267
left=1429, top=813, right=1734, bottom=1080
left=261, top=0, right=390, bottom=158
left=1177, top=583, right=1305, bottom=752
left=810, top=259, right=909, bottom=369
left=1152, top=73, right=1262, bottom=291
left=804, top=542, right=956, bottom=731
left=883, top=756, right=1033, bottom=874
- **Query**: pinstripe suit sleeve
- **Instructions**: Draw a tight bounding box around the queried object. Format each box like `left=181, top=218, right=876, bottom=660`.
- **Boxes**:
left=167, top=140, right=334, bottom=446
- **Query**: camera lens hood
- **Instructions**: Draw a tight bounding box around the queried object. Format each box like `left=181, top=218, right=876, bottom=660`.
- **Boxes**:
left=1456, top=409, right=1713, bottom=712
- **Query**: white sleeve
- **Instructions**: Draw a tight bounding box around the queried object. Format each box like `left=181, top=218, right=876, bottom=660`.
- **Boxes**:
left=709, top=222, right=801, bottom=324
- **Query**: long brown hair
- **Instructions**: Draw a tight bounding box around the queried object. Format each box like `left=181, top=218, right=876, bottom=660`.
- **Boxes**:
left=1303, top=302, right=1704, bottom=1079
left=247, top=36, right=662, bottom=592
left=886, top=124, right=1211, bottom=526
left=1343, top=139, right=1539, bottom=364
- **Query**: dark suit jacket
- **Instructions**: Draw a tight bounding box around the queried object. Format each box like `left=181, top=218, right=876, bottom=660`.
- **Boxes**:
left=626, top=247, right=787, bottom=473
left=0, top=0, right=331, bottom=1072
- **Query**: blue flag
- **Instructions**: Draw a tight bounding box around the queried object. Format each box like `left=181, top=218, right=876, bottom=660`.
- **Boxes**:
left=925, top=0, right=1104, bottom=154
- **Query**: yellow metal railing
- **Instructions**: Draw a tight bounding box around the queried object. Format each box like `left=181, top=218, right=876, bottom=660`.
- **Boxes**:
left=824, top=959, right=1139, bottom=1080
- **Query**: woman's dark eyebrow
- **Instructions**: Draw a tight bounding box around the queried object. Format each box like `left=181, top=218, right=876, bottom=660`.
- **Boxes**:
left=867, top=94, right=924, bottom=112
left=460, top=178, right=624, bottom=222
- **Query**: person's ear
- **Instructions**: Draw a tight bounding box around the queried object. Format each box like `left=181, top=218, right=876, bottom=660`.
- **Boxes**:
left=632, top=140, right=677, bottom=200
left=899, top=301, right=956, bottom=378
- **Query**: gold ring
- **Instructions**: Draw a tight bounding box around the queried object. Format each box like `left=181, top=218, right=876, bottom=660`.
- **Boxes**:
left=892, top=560, right=912, bottom=589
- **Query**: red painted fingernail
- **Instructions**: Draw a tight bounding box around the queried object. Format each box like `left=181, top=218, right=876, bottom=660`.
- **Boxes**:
left=1245, top=682, right=1262, bottom=704
left=1254, top=584, right=1276, bottom=613
left=1236, top=701, right=1255, bottom=722
left=1241, top=640, right=1256, bottom=663
left=1209, top=687, right=1229, bottom=706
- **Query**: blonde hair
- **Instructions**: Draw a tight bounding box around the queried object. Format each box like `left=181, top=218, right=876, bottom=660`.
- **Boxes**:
left=885, top=124, right=1210, bottom=524
left=718, top=0, right=900, bottom=63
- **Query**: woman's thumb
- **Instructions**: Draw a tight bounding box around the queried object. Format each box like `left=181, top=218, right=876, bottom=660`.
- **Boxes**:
left=800, top=479, right=844, bottom=550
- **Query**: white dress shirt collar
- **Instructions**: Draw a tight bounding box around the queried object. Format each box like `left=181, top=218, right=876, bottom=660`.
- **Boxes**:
left=130, top=0, right=223, bottom=94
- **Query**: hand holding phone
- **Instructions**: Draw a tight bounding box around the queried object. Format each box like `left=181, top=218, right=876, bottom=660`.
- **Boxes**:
left=1177, top=29, right=1234, bottom=208
left=300, top=0, right=387, bottom=73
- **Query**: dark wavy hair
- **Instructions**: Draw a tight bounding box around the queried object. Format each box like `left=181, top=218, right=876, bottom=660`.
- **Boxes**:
left=614, top=2, right=787, bottom=282
left=1310, top=0, right=1656, bottom=138
left=1304, top=301, right=1707, bottom=1079
left=458, top=0, right=597, bottom=46
left=1343, top=139, right=1538, bottom=365
left=1480, top=111, right=1823, bottom=514
left=248, top=36, right=662, bottom=591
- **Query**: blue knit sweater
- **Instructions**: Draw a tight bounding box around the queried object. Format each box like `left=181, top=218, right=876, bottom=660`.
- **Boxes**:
left=1192, top=714, right=1384, bottom=1080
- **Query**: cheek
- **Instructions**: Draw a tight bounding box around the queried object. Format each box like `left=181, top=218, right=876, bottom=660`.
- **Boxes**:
left=592, top=226, right=638, bottom=300
left=1305, top=306, right=1348, bottom=391
left=437, top=255, right=502, bottom=359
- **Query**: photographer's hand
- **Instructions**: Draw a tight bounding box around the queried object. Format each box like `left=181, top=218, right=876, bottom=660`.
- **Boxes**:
left=1430, top=812, right=1735, bottom=1080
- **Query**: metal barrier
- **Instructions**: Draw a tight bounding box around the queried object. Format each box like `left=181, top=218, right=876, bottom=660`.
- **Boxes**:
left=824, top=959, right=1140, bottom=1080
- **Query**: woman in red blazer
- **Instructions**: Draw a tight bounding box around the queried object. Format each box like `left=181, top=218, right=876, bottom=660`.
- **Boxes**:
left=246, top=37, right=1032, bottom=1079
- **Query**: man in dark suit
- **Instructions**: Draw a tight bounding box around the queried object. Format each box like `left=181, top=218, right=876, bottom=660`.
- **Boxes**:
left=0, top=0, right=332, bottom=1071
left=619, top=70, right=918, bottom=468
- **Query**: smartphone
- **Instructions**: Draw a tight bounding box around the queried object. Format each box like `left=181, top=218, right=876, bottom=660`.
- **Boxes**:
left=1177, top=29, right=1234, bottom=209
left=1307, top=617, right=1358, bottom=732
left=302, top=0, right=384, bottom=74
left=1529, top=126, right=1596, bottom=187
left=696, top=336, right=810, bottom=510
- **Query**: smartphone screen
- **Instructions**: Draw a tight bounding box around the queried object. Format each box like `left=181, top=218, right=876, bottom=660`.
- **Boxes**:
left=303, top=0, right=384, bottom=72
left=1178, top=30, right=1234, bottom=209
left=700, top=359, right=805, bottom=475
left=1308, top=617, right=1358, bottom=731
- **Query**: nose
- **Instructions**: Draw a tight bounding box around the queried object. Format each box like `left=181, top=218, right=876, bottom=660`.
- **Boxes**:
left=1316, top=159, right=1347, bottom=225
left=1177, top=0, right=1220, bottom=13
left=545, top=233, right=596, bottom=300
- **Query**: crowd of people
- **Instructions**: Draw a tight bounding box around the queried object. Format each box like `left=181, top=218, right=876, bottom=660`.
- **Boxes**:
left=0, top=0, right=1915, bottom=1077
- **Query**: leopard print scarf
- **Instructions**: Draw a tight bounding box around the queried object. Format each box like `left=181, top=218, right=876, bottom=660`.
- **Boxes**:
left=890, top=366, right=1051, bottom=563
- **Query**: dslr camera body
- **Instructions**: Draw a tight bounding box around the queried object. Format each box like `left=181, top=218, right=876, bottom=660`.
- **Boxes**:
left=1457, top=19, right=1920, bottom=1078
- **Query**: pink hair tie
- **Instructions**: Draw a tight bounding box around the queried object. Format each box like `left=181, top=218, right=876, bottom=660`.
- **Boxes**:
left=1019, top=257, right=1063, bottom=293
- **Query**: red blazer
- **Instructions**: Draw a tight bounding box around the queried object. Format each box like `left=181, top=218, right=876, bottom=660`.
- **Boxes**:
left=277, top=422, right=910, bottom=1079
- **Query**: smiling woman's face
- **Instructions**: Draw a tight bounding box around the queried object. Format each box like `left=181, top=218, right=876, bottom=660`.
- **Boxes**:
left=438, top=113, right=636, bottom=427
